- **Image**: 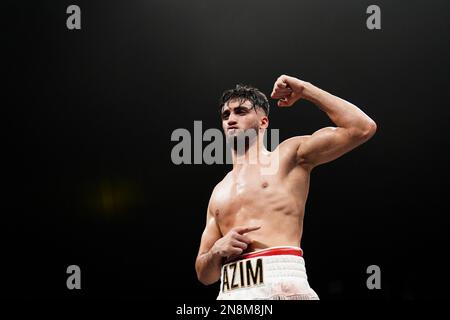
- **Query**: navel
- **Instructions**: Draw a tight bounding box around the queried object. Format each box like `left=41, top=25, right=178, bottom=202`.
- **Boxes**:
left=262, top=181, right=269, bottom=188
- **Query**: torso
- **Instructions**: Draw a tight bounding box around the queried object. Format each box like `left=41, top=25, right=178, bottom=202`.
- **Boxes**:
left=209, top=138, right=312, bottom=252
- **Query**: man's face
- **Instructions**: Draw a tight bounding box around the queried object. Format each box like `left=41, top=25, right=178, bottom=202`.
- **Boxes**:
left=221, top=99, right=268, bottom=139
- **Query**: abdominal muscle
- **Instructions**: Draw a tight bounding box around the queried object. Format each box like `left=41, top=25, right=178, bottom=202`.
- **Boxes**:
left=219, top=209, right=305, bottom=253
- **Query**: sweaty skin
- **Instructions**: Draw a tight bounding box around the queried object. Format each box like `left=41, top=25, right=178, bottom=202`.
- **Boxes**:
left=195, top=75, right=377, bottom=285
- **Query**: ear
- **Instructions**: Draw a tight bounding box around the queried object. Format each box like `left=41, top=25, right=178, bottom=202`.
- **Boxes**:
left=260, top=115, right=269, bottom=129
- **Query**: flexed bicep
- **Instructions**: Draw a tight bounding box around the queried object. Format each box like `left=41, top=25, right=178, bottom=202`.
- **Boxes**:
left=297, top=126, right=371, bottom=167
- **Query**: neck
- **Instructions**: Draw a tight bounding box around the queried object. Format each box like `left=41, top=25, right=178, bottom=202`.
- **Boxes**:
left=231, top=134, right=268, bottom=171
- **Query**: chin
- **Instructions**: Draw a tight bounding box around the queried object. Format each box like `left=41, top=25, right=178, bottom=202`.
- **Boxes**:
left=225, top=133, right=237, bottom=143
left=226, top=129, right=240, bottom=137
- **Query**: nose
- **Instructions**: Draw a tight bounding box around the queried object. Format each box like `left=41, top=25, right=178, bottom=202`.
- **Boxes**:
left=227, top=113, right=238, bottom=126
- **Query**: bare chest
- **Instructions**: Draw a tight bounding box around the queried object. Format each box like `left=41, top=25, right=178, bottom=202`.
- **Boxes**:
left=210, top=169, right=283, bottom=226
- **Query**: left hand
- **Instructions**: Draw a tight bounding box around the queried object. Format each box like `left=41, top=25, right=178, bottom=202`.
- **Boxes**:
left=270, top=75, right=307, bottom=107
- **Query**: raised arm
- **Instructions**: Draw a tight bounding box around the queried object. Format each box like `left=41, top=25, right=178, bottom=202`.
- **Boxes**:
left=271, top=75, right=377, bottom=167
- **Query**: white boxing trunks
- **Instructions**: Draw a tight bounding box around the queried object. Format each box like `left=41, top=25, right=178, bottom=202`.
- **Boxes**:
left=217, top=246, right=319, bottom=300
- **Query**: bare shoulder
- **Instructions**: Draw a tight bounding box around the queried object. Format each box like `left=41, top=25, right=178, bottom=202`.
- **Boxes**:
left=274, top=136, right=316, bottom=171
left=213, top=171, right=232, bottom=191
left=278, top=136, right=309, bottom=150
left=208, top=171, right=232, bottom=206
left=275, top=136, right=310, bottom=159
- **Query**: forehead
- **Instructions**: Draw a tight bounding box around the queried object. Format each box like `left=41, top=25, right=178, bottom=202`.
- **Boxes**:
left=222, top=99, right=253, bottom=111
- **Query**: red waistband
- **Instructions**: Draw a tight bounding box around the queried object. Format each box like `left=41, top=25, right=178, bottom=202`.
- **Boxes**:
left=227, top=247, right=303, bottom=263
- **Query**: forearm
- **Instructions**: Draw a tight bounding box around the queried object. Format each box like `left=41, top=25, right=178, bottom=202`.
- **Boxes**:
left=302, top=82, right=376, bottom=135
left=195, top=248, right=223, bottom=285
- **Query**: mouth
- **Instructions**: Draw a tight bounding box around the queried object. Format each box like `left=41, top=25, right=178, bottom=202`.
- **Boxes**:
left=227, top=127, right=238, bottom=131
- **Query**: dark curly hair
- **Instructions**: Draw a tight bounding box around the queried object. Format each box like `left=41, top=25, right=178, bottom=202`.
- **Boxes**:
left=219, top=84, right=270, bottom=116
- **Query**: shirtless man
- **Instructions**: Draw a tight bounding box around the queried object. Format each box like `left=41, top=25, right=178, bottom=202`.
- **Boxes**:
left=195, top=75, right=377, bottom=300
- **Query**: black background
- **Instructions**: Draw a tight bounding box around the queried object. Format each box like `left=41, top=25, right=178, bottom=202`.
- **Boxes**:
left=3, top=0, right=450, bottom=301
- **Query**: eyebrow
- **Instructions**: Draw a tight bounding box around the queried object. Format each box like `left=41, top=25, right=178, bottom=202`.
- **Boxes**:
left=222, top=104, right=252, bottom=113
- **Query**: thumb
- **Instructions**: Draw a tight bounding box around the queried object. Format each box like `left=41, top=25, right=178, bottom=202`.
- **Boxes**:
left=277, top=97, right=294, bottom=107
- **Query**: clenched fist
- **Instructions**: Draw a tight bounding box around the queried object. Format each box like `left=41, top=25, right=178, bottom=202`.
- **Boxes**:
left=271, top=74, right=307, bottom=107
